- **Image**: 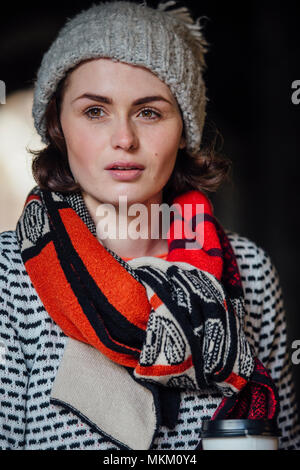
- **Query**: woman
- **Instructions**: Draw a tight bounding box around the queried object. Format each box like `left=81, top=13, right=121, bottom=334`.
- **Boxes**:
left=0, top=0, right=299, bottom=450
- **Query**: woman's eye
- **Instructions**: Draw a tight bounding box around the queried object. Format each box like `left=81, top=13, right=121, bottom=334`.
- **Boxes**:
left=138, top=108, right=161, bottom=120
left=85, top=107, right=104, bottom=119
left=84, top=107, right=160, bottom=120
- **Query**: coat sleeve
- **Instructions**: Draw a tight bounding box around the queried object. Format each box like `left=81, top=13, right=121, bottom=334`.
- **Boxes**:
left=0, top=233, right=28, bottom=449
left=254, top=246, right=300, bottom=450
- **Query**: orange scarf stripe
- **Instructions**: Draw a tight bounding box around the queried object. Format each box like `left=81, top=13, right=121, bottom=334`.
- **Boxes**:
left=135, top=354, right=193, bottom=377
left=25, top=241, right=88, bottom=343
left=150, top=293, right=163, bottom=310
left=59, top=208, right=151, bottom=330
left=26, top=240, right=141, bottom=367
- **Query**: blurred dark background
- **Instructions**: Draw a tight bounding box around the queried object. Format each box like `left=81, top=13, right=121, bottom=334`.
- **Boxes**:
left=1, top=0, right=299, bottom=416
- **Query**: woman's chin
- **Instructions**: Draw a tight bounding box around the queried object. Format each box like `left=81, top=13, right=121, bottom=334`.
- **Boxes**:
left=106, top=189, right=152, bottom=205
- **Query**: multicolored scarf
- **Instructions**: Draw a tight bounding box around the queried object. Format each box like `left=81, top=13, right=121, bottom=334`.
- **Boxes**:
left=16, top=186, right=279, bottom=447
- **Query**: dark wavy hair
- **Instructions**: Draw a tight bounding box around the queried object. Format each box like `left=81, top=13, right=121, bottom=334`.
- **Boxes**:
left=30, top=67, right=232, bottom=205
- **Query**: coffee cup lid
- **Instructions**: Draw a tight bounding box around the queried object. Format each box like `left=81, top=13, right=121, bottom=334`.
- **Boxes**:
left=201, top=419, right=281, bottom=438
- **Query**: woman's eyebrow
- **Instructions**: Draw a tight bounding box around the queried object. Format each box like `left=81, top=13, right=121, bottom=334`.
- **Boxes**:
left=72, top=93, right=172, bottom=106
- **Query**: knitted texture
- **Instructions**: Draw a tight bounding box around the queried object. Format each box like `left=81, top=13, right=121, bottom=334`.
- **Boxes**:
left=1, top=230, right=300, bottom=449
left=32, top=0, right=208, bottom=154
left=15, top=186, right=257, bottom=400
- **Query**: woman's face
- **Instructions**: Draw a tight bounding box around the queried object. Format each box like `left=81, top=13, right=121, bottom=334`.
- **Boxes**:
left=60, top=58, right=185, bottom=208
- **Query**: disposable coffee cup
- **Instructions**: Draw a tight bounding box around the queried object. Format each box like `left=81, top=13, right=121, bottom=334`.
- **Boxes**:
left=201, top=419, right=281, bottom=450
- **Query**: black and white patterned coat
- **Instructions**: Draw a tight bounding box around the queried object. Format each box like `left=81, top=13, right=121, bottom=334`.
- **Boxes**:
left=0, top=227, right=300, bottom=450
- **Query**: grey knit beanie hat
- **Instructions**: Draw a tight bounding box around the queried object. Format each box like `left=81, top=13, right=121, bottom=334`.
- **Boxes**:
left=32, top=0, right=209, bottom=154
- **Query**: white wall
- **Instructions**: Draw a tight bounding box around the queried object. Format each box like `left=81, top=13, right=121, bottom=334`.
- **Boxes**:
left=0, top=88, right=45, bottom=232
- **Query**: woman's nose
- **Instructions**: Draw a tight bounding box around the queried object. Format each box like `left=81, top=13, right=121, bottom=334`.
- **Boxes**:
left=110, top=118, right=138, bottom=151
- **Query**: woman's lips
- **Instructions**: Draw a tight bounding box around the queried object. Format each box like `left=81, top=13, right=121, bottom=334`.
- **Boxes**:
left=106, top=168, right=144, bottom=181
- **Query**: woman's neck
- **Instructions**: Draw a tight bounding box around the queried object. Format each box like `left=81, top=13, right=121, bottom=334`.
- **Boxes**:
left=101, top=237, right=169, bottom=259
left=82, top=191, right=169, bottom=259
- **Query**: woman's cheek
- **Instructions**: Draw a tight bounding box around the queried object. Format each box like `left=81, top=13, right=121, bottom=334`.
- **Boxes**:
left=65, top=122, right=95, bottom=165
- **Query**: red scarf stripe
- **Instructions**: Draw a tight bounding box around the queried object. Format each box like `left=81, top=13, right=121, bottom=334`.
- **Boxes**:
left=26, top=194, right=41, bottom=203
left=168, top=218, right=197, bottom=240
left=166, top=190, right=223, bottom=279
left=22, top=194, right=42, bottom=213
left=168, top=248, right=223, bottom=280
left=225, top=371, right=247, bottom=391
left=135, top=354, right=193, bottom=377
left=59, top=208, right=151, bottom=331
left=26, top=239, right=141, bottom=367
